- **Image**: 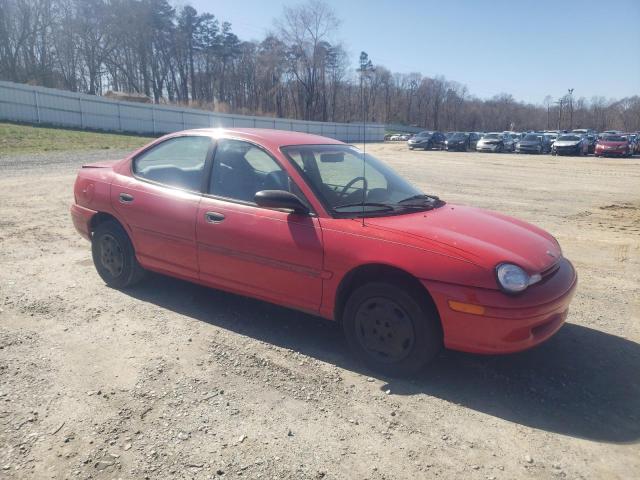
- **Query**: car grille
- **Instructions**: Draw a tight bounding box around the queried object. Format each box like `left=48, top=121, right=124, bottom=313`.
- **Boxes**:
left=536, top=260, right=561, bottom=285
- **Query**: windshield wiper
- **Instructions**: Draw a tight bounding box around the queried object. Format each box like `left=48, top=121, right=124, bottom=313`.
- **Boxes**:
left=397, top=194, right=442, bottom=204
left=333, top=202, right=395, bottom=212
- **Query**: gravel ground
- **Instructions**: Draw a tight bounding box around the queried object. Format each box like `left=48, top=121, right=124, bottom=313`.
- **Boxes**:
left=0, top=143, right=639, bottom=479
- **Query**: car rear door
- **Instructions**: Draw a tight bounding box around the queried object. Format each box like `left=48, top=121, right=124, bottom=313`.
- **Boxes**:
left=196, top=138, right=324, bottom=313
left=111, top=135, right=213, bottom=279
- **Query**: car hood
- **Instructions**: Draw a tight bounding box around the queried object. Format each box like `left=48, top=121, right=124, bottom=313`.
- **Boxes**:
left=365, top=204, right=560, bottom=273
left=598, top=141, right=627, bottom=147
left=519, top=140, right=541, bottom=146
left=554, top=141, right=580, bottom=147
left=409, top=137, right=431, bottom=142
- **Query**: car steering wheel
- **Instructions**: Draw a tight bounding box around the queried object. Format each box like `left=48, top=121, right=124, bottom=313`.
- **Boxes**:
left=338, top=176, right=368, bottom=199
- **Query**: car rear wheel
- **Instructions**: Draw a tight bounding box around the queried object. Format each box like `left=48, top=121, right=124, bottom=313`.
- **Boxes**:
left=342, top=282, right=442, bottom=376
left=92, top=220, right=145, bottom=289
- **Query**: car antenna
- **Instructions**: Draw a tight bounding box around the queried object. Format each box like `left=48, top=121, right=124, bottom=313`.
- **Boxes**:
left=358, top=52, right=374, bottom=227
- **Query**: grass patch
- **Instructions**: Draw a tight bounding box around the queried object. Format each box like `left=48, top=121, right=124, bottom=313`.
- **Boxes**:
left=0, top=122, right=155, bottom=155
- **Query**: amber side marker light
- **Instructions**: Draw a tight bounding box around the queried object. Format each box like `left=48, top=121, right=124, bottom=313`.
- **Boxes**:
left=448, top=300, right=486, bottom=316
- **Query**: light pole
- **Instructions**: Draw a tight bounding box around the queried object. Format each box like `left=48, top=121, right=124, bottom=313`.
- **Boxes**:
left=555, top=98, right=564, bottom=131
left=567, top=88, right=574, bottom=130
left=358, top=51, right=374, bottom=126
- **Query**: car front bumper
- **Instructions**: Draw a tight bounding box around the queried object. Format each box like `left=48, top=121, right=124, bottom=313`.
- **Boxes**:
left=70, top=203, right=97, bottom=241
left=596, top=148, right=627, bottom=156
left=517, top=145, right=543, bottom=153
left=554, top=146, right=581, bottom=155
left=445, top=143, right=466, bottom=151
left=476, top=143, right=500, bottom=152
left=422, top=257, right=577, bottom=354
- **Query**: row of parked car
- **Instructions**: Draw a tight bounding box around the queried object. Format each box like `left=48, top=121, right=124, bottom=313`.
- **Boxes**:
left=389, top=129, right=639, bottom=157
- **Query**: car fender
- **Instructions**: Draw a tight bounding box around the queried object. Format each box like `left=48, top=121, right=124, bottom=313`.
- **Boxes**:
left=317, top=218, right=494, bottom=319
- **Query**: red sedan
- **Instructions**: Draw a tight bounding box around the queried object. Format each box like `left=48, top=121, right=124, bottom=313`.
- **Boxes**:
left=71, top=129, right=577, bottom=375
left=595, top=134, right=634, bottom=157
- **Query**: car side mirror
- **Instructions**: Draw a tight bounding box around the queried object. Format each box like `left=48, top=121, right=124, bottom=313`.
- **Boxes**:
left=254, top=190, right=310, bottom=214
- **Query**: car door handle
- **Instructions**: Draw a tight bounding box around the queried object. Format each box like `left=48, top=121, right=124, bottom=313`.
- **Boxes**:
left=205, top=211, right=225, bottom=223
left=119, top=193, right=134, bottom=203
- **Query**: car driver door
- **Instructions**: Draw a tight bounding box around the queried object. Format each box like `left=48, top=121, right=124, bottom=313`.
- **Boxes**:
left=196, top=139, right=325, bottom=313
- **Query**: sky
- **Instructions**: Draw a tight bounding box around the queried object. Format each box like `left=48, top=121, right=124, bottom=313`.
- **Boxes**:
left=187, top=0, right=640, bottom=105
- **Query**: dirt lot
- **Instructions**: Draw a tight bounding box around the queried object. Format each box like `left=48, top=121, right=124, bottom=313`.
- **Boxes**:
left=1, top=142, right=639, bottom=480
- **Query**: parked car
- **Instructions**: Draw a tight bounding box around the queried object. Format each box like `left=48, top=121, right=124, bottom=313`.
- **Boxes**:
left=407, top=131, right=446, bottom=150
left=572, top=129, right=595, bottom=137
left=444, top=132, right=480, bottom=151
left=594, top=134, right=633, bottom=157
left=515, top=133, right=550, bottom=154
left=543, top=133, right=558, bottom=149
left=70, top=128, right=577, bottom=375
left=584, top=134, right=597, bottom=154
left=389, top=134, right=402, bottom=141
left=476, top=132, right=510, bottom=153
left=629, top=134, right=639, bottom=154
left=552, top=134, right=589, bottom=156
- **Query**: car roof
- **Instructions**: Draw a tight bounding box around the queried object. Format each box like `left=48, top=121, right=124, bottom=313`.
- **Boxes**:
left=185, top=128, right=345, bottom=148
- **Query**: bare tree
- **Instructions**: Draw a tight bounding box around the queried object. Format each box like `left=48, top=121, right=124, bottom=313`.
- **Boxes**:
left=0, top=0, right=637, bottom=131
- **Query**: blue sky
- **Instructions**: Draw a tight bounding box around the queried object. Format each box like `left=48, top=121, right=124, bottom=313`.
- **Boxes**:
left=188, top=0, right=640, bottom=105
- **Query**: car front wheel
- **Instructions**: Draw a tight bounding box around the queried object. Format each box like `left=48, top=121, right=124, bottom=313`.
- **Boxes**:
left=342, top=282, right=442, bottom=376
left=92, top=220, right=145, bottom=289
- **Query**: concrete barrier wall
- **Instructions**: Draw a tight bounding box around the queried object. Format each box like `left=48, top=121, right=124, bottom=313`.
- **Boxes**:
left=0, top=80, right=384, bottom=142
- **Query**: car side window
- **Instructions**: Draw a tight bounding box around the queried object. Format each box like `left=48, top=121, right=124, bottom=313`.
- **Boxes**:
left=133, top=136, right=211, bottom=192
left=209, top=139, right=310, bottom=208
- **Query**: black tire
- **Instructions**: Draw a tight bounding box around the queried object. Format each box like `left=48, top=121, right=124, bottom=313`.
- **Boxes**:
left=342, top=281, right=442, bottom=376
left=92, top=220, right=145, bottom=289
left=496, top=143, right=503, bottom=153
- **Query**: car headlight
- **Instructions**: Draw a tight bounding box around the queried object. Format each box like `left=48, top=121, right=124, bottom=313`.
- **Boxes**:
left=496, top=263, right=540, bottom=293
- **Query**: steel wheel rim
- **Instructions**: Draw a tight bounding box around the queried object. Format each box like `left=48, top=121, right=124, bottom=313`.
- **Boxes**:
left=99, top=234, right=124, bottom=278
left=354, top=296, right=415, bottom=363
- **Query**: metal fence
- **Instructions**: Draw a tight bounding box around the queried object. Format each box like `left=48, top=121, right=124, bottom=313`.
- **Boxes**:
left=0, top=80, right=384, bottom=142
left=385, top=123, right=424, bottom=134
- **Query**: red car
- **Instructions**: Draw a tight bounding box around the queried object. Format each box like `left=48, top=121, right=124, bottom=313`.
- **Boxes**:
left=595, top=135, right=633, bottom=157
left=71, top=129, right=577, bottom=375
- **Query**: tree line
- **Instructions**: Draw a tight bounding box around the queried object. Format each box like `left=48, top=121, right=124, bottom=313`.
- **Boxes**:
left=1, top=0, right=638, bottom=132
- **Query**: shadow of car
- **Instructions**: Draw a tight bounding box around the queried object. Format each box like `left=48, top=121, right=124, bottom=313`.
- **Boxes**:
left=123, top=272, right=640, bottom=444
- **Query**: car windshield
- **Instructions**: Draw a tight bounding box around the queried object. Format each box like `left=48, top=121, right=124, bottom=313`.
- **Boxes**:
left=483, top=133, right=501, bottom=139
left=523, top=134, right=540, bottom=141
left=558, top=135, right=580, bottom=141
left=603, top=135, right=626, bottom=142
left=281, top=144, right=441, bottom=217
left=451, top=132, right=467, bottom=139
